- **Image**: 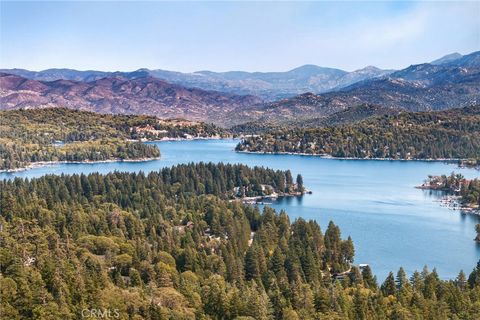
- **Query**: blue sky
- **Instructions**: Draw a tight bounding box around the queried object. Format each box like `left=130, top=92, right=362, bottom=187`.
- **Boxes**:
left=1, top=1, right=479, bottom=72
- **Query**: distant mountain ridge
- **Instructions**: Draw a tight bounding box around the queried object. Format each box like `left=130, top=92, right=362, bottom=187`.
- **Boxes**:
left=226, top=51, right=480, bottom=124
left=1, top=68, right=111, bottom=82
left=430, top=53, right=463, bottom=65
left=1, top=65, right=393, bottom=100
left=2, top=52, right=475, bottom=100
left=0, top=73, right=261, bottom=124
left=1, top=51, right=479, bottom=126
left=2, top=52, right=475, bottom=101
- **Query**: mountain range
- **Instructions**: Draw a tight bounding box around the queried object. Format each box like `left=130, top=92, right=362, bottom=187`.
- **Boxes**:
left=0, top=74, right=261, bottom=123
left=0, top=51, right=479, bottom=126
left=227, top=51, right=480, bottom=124
left=0, top=65, right=393, bottom=101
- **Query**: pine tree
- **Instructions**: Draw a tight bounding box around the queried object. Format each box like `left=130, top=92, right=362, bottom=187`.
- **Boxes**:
left=381, top=272, right=396, bottom=296
left=296, top=174, right=304, bottom=192
left=423, top=268, right=438, bottom=299
left=455, top=270, right=467, bottom=290
left=245, top=246, right=260, bottom=281
left=349, top=266, right=363, bottom=286
left=269, top=247, right=286, bottom=276
left=468, top=260, right=480, bottom=289
left=395, top=267, right=408, bottom=289
left=353, top=289, right=368, bottom=320
left=361, top=265, right=377, bottom=290
left=285, top=170, right=293, bottom=188
left=410, top=271, right=424, bottom=291
left=340, top=236, right=355, bottom=265
left=201, top=275, right=229, bottom=319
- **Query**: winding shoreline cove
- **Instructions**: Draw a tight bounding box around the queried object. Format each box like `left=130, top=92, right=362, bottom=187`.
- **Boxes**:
left=2, top=139, right=469, bottom=173
left=3, top=150, right=466, bottom=174
left=2, top=139, right=480, bottom=280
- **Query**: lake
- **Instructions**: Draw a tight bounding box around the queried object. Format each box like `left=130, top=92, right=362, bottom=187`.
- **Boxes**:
left=1, top=139, right=479, bottom=281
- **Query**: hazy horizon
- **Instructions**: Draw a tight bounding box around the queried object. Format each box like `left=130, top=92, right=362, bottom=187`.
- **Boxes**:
left=1, top=1, right=479, bottom=73
left=0, top=49, right=478, bottom=74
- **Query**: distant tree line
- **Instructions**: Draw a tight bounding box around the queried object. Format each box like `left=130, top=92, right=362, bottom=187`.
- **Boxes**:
left=236, top=106, right=480, bottom=160
left=0, top=108, right=227, bottom=170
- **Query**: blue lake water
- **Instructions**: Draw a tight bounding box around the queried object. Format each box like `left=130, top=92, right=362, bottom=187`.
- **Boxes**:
left=2, top=139, right=480, bottom=281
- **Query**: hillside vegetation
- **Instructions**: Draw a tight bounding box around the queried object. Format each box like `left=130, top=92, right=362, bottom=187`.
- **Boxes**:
left=236, top=106, right=480, bottom=160
left=0, top=108, right=226, bottom=170
left=230, top=104, right=397, bottom=135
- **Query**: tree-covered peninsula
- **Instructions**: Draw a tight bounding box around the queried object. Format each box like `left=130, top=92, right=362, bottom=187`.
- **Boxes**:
left=1, top=162, right=480, bottom=319
left=0, top=108, right=227, bottom=170
left=418, top=173, right=480, bottom=211
left=235, top=106, right=480, bottom=160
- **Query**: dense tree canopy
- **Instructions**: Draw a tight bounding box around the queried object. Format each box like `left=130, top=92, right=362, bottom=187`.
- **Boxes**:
left=1, top=163, right=480, bottom=319
left=236, top=106, right=480, bottom=160
left=0, top=108, right=227, bottom=170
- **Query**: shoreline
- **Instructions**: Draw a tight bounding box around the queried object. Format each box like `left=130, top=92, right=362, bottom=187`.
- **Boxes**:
left=144, top=136, right=232, bottom=142
left=434, top=195, right=480, bottom=216
left=416, top=185, right=480, bottom=216
left=235, top=150, right=465, bottom=163
left=0, top=157, right=161, bottom=174
left=229, top=190, right=310, bottom=205
left=0, top=136, right=232, bottom=173
left=3, top=146, right=473, bottom=174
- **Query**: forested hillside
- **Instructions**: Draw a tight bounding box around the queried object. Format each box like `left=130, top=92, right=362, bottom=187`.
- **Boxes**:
left=0, top=108, right=227, bottom=170
left=230, top=105, right=397, bottom=135
left=1, top=163, right=480, bottom=319
left=236, top=106, right=480, bottom=160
